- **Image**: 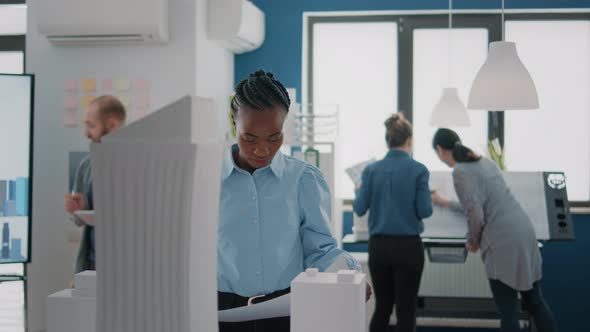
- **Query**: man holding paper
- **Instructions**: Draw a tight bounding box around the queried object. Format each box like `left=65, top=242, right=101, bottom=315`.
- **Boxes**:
left=64, top=95, right=126, bottom=273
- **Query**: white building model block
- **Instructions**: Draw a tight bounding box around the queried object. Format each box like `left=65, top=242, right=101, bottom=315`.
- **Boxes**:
left=46, top=271, right=97, bottom=332
left=291, top=268, right=366, bottom=332
left=91, top=96, right=223, bottom=332
left=71, top=270, right=97, bottom=297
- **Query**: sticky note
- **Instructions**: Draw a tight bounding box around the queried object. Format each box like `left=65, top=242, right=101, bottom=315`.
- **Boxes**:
left=64, top=96, right=78, bottom=110
left=81, top=79, right=96, bottom=92
left=65, top=80, right=78, bottom=92
left=118, top=95, right=131, bottom=108
left=115, top=79, right=131, bottom=91
left=134, top=94, right=150, bottom=109
left=101, top=79, right=113, bottom=92
left=134, top=79, right=149, bottom=92
left=82, top=95, right=96, bottom=108
left=135, top=106, right=149, bottom=120
left=64, top=108, right=78, bottom=128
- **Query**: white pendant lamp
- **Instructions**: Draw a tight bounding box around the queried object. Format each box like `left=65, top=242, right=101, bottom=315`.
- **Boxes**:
left=430, top=0, right=470, bottom=127
left=467, top=0, right=539, bottom=110
left=430, top=88, right=470, bottom=127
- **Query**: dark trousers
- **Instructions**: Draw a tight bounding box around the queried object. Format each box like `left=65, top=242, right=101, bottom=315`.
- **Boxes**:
left=489, top=279, right=557, bottom=332
left=368, top=235, right=424, bottom=332
left=218, top=289, right=290, bottom=332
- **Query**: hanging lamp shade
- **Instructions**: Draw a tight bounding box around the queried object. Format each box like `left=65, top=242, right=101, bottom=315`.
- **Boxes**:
left=430, top=87, right=470, bottom=127
left=467, top=41, right=539, bottom=110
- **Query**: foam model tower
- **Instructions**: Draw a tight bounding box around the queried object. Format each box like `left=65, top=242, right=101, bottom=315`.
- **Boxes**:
left=91, top=96, right=223, bottom=332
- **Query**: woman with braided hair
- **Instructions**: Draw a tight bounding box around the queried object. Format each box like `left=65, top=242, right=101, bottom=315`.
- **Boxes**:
left=431, top=128, right=557, bottom=332
left=217, top=70, right=364, bottom=332
left=353, top=113, right=433, bottom=332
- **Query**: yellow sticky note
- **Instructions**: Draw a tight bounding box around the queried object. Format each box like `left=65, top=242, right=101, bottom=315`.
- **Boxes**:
left=82, top=95, right=96, bottom=108
left=81, top=79, right=96, bottom=92
left=115, top=79, right=131, bottom=91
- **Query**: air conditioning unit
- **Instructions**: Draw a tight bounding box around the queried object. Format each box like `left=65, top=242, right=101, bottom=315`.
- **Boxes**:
left=207, top=0, right=265, bottom=54
left=36, top=0, right=168, bottom=45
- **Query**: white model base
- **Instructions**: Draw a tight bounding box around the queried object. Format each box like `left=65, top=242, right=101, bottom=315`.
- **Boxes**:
left=46, top=271, right=97, bottom=332
left=291, top=268, right=366, bottom=332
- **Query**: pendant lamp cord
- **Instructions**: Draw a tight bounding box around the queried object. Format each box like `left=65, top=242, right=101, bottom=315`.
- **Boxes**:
left=448, top=0, right=452, bottom=86
left=501, top=0, right=505, bottom=41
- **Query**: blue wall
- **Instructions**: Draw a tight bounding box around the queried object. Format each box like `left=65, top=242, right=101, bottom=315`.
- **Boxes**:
left=540, top=214, right=590, bottom=332
left=236, top=0, right=590, bottom=99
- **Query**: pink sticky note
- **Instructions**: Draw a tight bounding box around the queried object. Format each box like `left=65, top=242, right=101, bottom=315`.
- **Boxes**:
left=65, top=80, right=78, bottom=92
left=102, top=79, right=113, bottom=92
left=135, top=105, right=149, bottom=120
left=134, top=94, right=150, bottom=109
left=134, top=79, right=150, bottom=92
left=64, top=108, right=78, bottom=128
left=64, top=96, right=78, bottom=110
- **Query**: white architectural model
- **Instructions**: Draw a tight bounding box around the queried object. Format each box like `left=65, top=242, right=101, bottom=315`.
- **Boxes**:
left=91, top=96, right=223, bottom=332
left=47, top=271, right=97, bottom=332
left=291, top=268, right=366, bottom=332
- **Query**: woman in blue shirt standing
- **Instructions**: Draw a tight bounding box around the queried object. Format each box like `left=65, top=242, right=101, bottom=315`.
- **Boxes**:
left=354, top=113, right=432, bottom=332
left=218, top=70, right=362, bottom=332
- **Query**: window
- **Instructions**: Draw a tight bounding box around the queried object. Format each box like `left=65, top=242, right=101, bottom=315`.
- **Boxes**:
left=311, top=20, right=397, bottom=199
left=0, top=3, right=26, bottom=36
left=504, top=20, right=590, bottom=201
left=0, top=264, right=25, bottom=332
left=0, top=51, right=23, bottom=73
left=412, top=27, right=489, bottom=171
left=307, top=11, right=590, bottom=204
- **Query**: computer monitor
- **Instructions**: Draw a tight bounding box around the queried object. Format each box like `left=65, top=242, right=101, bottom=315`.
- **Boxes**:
left=0, top=74, right=34, bottom=264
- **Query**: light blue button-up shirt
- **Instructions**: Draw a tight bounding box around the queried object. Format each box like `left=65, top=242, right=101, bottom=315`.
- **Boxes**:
left=218, top=145, right=360, bottom=297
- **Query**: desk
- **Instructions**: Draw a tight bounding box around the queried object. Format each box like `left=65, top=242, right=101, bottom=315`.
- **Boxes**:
left=343, top=236, right=536, bottom=330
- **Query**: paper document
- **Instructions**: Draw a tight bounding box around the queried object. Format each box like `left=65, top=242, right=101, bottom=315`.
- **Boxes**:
left=219, top=293, right=291, bottom=322
left=73, top=210, right=95, bottom=226
left=218, top=255, right=353, bottom=322
left=345, top=159, right=376, bottom=186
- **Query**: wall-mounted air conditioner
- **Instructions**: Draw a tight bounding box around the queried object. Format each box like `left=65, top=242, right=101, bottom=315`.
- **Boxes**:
left=207, top=0, right=265, bottom=54
left=36, top=0, right=168, bottom=45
